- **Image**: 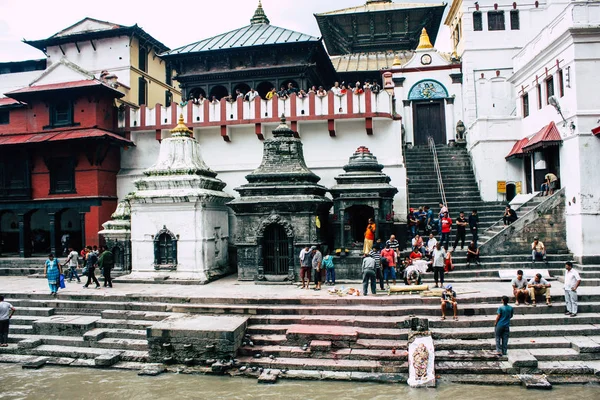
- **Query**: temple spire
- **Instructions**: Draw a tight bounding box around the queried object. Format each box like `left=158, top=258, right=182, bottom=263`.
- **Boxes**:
left=170, top=114, right=193, bottom=138
left=416, top=27, right=434, bottom=50
left=250, top=1, right=270, bottom=25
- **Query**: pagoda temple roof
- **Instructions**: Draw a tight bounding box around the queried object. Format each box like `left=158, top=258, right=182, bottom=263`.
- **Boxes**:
left=162, top=24, right=318, bottom=57
left=331, top=51, right=413, bottom=72
left=315, top=1, right=446, bottom=55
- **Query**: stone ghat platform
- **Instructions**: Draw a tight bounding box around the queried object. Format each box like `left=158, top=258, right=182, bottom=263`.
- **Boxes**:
left=1, top=276, right=600, bottom=386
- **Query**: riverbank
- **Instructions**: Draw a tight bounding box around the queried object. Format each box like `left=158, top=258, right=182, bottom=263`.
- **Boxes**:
left=1, top=364, right=599, bottom=400
left=1, top=275, right=600, bottom=388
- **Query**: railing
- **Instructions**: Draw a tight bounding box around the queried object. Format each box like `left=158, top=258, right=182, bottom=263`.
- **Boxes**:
left=428, top=137, right=447, bottom=208
left=118, top=90, right=393, bottom=131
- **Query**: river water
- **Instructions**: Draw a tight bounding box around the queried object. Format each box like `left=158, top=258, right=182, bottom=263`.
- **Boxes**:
left=0, top=364, right=598, bottom=400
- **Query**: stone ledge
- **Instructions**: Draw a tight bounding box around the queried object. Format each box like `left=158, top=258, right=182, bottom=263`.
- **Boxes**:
left=508, top=350, right=538, bottom=368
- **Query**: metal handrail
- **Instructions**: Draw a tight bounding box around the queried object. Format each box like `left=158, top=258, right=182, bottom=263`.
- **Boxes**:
left=428, top=137, right=447, bottom=208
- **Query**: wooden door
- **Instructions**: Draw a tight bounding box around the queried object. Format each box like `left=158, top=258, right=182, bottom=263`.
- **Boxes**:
left=413, top=101, right=446, bottom=145
left=263, top=224, right=289, bottom=275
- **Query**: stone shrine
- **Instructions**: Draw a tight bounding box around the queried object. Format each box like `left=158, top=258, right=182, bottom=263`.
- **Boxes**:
left=228, top=117, right=332, bottom=281
left=127, top=116, right=233, bottom=282
left=330, top=146, right=398, bottom=250
left=98, top=200, right=132, bottom=272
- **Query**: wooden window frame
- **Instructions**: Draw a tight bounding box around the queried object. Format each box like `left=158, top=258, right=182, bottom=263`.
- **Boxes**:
left=0, top=109, right=9, bottom=125
left=545, top=76, right=555, bottom=104
left=537, top=84, right=542, bottom=110
left=48, top=157, right=76, bottom=194
left=522, top=93, right=529, bottom=118
left=510, top=10, right=520, bottom=30
left=473, top=11, right=483, bottom=31
left=487, top=11, right=506, bottom=31
left=557, top=69, right=565, bottom=97
left=138, top=46, right=147, bottom=73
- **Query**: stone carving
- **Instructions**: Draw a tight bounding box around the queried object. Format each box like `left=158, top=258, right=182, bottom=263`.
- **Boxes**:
left=256, top=213, right=295, bottom=238
left=408, top=79, right=449, bottom=100
left=456, top=120, right=466, bottom=141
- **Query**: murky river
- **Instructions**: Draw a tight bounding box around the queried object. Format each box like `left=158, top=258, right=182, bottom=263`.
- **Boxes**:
left=0, top=364, right=598, bottom=400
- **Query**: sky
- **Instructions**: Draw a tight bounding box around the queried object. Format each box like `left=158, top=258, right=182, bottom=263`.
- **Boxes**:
left=0, top=0, right=451, bottom=62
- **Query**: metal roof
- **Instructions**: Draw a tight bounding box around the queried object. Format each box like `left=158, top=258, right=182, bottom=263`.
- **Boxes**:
left=315, top=2, right=445, bottom=16
left=331, top=51, right=414, bottom=72
left=0, top=128, right=132, bottom=146
left=162, top=24, right=319, bottom=56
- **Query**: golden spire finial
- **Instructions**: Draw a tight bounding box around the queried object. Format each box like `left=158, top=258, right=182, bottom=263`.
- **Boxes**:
left=170, top=114, right=193, bottom=137
left=417, top=27, right=434, bottom=50
left=393, top=55, right=402, bottom=66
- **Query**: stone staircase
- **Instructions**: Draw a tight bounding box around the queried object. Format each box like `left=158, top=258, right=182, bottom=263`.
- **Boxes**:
left=1, top=291, right=600, bottom=384
left=405, top=145, right=504, bottom=239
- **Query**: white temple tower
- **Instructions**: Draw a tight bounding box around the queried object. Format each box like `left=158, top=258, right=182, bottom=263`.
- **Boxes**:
left=127, top=116, right=233, bottom=282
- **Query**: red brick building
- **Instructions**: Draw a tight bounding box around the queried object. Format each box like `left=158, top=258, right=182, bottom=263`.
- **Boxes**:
left=0, top=61, right=131, bottom=257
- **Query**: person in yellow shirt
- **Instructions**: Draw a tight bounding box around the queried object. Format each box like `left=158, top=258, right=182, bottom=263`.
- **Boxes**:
left=363, top=218, right=376, bottom=254
left=531, top=236, right=547, bottom=263
left=265, top=88, right=277, bottom=100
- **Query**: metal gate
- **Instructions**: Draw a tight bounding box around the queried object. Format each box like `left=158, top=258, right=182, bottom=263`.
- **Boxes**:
left=263, top=224, right=289, bottom=275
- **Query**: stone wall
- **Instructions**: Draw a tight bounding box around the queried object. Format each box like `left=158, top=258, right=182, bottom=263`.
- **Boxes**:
left=482, top=189, right=569, bottom=256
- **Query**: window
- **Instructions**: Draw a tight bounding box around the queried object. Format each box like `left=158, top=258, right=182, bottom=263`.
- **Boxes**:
left=510, top=10, right=520, bottom=30
left=165, top=64, right=173, bottom=86
left=138, top=46, right=147, bottom=73
left=558, top=70, right=564, bottom=97
left=49, top=158, right=75, bottom=194
left=50, top=101, right=73, bottom=127
left=0, top=152, right=30, bottom=199
left=546, top=76, right=554, bottom=104
left=165, top=90, right=172, bottom=107
left=522, top=93, right=529, bottom=118
left=537, top=84, right=542, bottom=109
left=153, top=228, right=177, bottom=267
left=0, top=110, right=8, bottom=124
left=473, top=12, right=483, bottom=31
left=488, top=11, right=505, bottom=31
left=138, top=77, right=147, bottom=106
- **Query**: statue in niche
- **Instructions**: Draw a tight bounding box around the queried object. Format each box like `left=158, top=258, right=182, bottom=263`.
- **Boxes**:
left=456, top=120, right=466, bottom=142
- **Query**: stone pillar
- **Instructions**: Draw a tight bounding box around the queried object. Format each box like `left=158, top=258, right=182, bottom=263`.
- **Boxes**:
left=79, top=211, right=87, bottom=248
left=48, top=212, right=57, bottom=255
left=445, top=97, right=455, bottom=144
left=403, top=100, right=413, bottom=145
left=374, top=207, right=380, bottom=241
left=18, top=213, right=29, bottom=258
left=339, top=209, right=345, bottom=250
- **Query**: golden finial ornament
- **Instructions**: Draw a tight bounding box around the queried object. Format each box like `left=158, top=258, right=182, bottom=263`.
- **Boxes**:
left=416, top=28, right=434, bottom=50
left=170, top=114, right=193, bottom=138
left=392, top=55, right=402, bottom=66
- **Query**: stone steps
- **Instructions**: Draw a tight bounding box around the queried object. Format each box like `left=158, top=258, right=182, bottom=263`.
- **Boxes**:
left=236, top=355, right=405, bottom=373
left=238, top=345, right=408, bottom=361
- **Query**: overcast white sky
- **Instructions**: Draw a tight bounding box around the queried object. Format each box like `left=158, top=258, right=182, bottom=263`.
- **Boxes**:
left=0, top=0, right=451, bottom=62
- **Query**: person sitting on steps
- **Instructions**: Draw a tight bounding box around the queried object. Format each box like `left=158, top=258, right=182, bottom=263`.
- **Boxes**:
left=441, top=284, right=458, bottom=321
left=466, top=241, right=481, bottom=267
left=511, top=269, right=530, bottom=305
left=527, top=273, right=552, bottom=307
left=503, top=205, right=518, bottom=226
left=531, top=236, right=548, bottom=264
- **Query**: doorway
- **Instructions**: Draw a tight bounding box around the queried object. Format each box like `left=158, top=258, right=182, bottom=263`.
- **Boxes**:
left=345, top=205, right=375, bottom=243
left=412, top=100, right=446, bottom=145
left=263, top=224, right=289, bottom=275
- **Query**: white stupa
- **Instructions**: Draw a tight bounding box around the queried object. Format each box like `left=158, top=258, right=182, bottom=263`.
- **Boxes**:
left=127, top=115, right=233, bottom=282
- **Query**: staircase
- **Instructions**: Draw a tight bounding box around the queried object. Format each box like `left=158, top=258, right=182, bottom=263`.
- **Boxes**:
left=2, top=290, right=600, bottom=383
left=405, top=145, right=503, bottom=238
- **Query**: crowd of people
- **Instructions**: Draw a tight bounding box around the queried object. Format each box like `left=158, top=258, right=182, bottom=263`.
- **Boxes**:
left=43, top=245, right=115, bottom=295
left=182, top=80, right=382, bottom=106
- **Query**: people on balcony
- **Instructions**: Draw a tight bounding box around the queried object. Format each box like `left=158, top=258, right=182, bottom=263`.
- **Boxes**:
left=244, top=88, right=258, bottom=102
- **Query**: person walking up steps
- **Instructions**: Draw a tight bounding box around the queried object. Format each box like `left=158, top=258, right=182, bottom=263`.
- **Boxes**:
left=362, top=253, right=377, bottom=296
left=0, top=295, right=16, bottom=347
left=98, top=246, right=114, bottom=288
left=65, top=247, right=80, bottom=283
left=495, top=295, right=513, bottom=356
left=83, top=246, right=100, bottom=289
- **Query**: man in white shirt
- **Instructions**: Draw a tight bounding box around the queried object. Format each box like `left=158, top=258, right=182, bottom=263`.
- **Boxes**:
left=564, top=261, right=582, bottom=317
left=0, top=295, right=16, bottom=347
left=65, top=247, right=81, bottom=283
left=426, top=233, right=437, bottom=258
left=245, top=88, right=258, bottom=102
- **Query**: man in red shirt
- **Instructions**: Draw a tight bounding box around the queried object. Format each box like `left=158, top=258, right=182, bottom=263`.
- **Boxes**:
left=380, top=243, right=397, bottom=287
left=440, top=212, right=452, bottom=250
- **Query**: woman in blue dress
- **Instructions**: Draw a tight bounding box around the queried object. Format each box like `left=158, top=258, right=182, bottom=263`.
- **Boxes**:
left=44, top=253, right=62, bottom=296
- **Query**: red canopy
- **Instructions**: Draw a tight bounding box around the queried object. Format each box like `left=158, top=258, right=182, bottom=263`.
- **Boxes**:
left=592, top=125, right=600, bottom=136
left=505, top=137, right=530, bottom=160
left=522, top=121, right=562, bottom=152
left=0, top=128, right=132, bottom=146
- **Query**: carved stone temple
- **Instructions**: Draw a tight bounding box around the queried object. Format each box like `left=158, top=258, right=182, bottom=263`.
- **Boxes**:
left=228, top=117, right=332, bottom=281
left=98, top=200, right=132, bottom=272
left=127, top=116, right=233, bottom=282
left=330, top=146, right=398, bottom=250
